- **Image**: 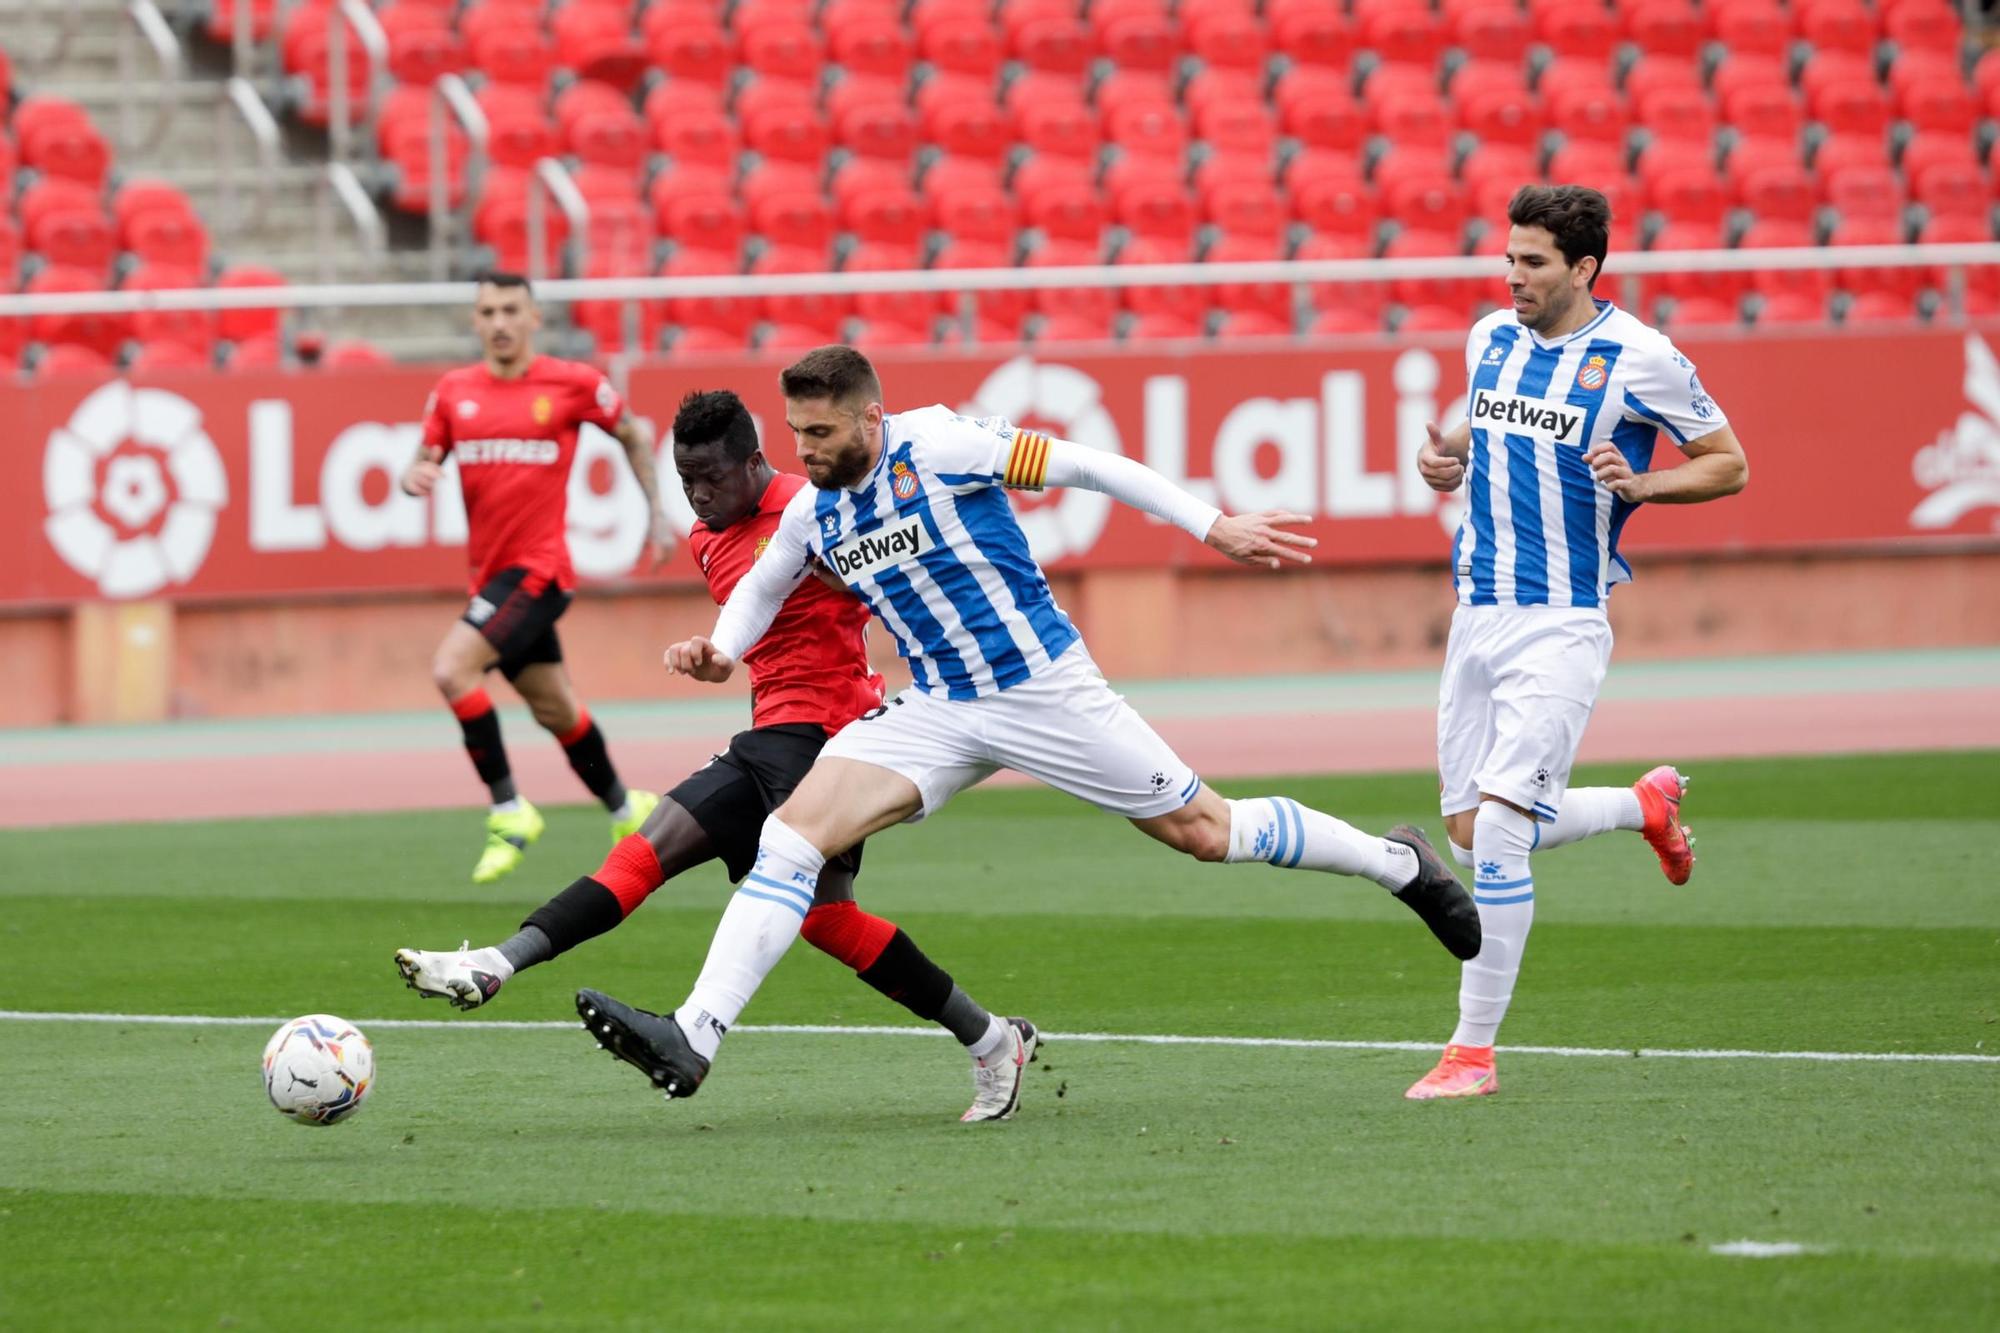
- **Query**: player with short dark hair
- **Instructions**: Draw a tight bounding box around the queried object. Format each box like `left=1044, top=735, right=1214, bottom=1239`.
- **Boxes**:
left=575, top=346, right=1484, bottom=1108
left=1403, top=184, right=1750, bottom=1099
left=396, top=389, right=1036, bottom=1122
left=400, top=272, right=675, bottom=884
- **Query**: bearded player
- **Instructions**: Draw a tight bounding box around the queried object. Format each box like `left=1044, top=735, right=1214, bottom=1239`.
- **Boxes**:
left=400, top=272, right=674, bottom=885
left=396, top=389, right=1036, bottom=1121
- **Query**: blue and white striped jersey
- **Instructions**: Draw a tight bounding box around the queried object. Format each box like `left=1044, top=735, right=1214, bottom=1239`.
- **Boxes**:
left=1454, top=300, right=1727, bottom=609
left=756, top=406, right=1081, bottom=701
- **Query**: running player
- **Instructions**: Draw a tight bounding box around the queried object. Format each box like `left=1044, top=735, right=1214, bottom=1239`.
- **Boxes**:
left=1403, top=185, right=1749, bottom=1100
left=574, top=345, right=1482, bottom=1105
left=395, top=389, right=1036, bottom=1121
left=400, top=272, right=674, bottom=885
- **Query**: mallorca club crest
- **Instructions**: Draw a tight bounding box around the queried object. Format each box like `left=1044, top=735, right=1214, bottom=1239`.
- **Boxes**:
left=531, top=395, right=553, bottom=424
left=753, top=535, right=772, bottom=562
left=1575, top=354, right=1609, bottom=392
left=1911, top=333, right=2000, bottom=532
left=890, top=460, right=921, bottom=502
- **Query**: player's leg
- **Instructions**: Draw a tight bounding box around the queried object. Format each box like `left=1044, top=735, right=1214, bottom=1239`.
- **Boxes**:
left=510, top=646, right=653, bottom=840
left=982, top=651, right=1480, bottom=958
left=438, top=573, right=548, bottom=884
left=583, top=696, right=994, bottom=1097
left=397, top=743, right=764, bottom=1008
left=1410, top=612, right=1611, bottom=1100
left=804, top=855, right=1038, bottom=1121
left=1535, top=767, right=1695, bottom=884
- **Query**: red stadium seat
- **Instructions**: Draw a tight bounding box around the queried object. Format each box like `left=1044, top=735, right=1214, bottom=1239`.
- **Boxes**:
left=567, top=111, right=648, bottom=172
left=1118, top=236, right=1205, bottom=326
left=1634, top=85, right=1718, bottom=148
left=1664, top=295, right=1740, bottom=328
left=1202, top=179, right=1287, bottom=243
left=1813, top=132, right=1892, bottom=176
left=1885, top=1, right=1963, bottom=55
left=1912, top=162, right=1988, bottom=223
left=1450, top=3, right=1532, bottom=63
left=1740, top=219, right=1828, bottom=302
left=1360, top=7, right=1446, bottom=69
left=469, top=24, right=557, bottom=91
left=749, top=189, right=836, bottom=252
left=1383, top=230, right=1484, bottom=316
left=1268, top=0, right=1353, bottom=69
left=1194, top=99, right=1278, bottom=158
left=1899, top=82, right=1979, bottom=137
left=1822, top=166, right=1907, bottom=225
left=751, top=244, right=852, bottom=336
left=1708, top=1, right=1793, bottom=57
left=552, top=3, right=646, bottom=89
left=918, top=15, right=1003, bottom=77
left=919, top=85, right=1011, bottom=161
left=828, top=13, right=915, bottom=79
left=1111, top=176, right=1197, bottom=248
left=1274, top=70, right=1366, bottom=152
left=1460, top=84, right=1542, bottom=150
left=1828, top=218, right=1919, bottom=301
left=1295, top=233, right=1389, bottom=325
left=1024, top=178, right=1108, bottom=248
left=20, top=116, right=111, bottom=189
left=27, top=266, right=126, bottom=358
left=1756, top=291, right=1830, bottom=326
left=644, top=19, right=735, bottom=86
left=932, top=240, right=1029, bottom=341
left=1709, top=55, right=1792, bottom=108
left=1901, top=133, right=1983, bottom=198
left=1377, top=162, right=1470, bottom=240
left=125, top=264, right=217, bottom=357
left=1806, top=81, right=1890, bottom=141
left=1844, top=290, right=1920, bottom=325
left=27, top=208, right=115, bottom=276
left=845, top=241, right=946, bottom=333
left=651, top=104, right=739, bottom=169
left=215, top=265, right=289, bottom=344
left=660, top=249, right=756, bottom=340
left=227, top=334, right=283, bottom=369
left=127, top=210, right=212, bottom=274
left=1796, top=0, right=1880, bottom=58
left=740, top=23, right=825, bottom=85
left=385, top=18, right=467, bottom=86
left=323, top=339, right=394, bottom=369
left=743, top=101, right=832, bottom=165
left=1006, top=7, right=1092, bottom=75
left=1030, top=240, right=1117, bottom=328
left=843, top=188, right=928, bottom=248
left=130, top=339, right=214, bottom=374
left=1623, top=0, right=1704, bottom=58
left=1543, top=82, right=1627, bottom=146
left=1534, top=2, right=1617, bottom=60
left=1722, top=84, right=1805, bottom=149
left=1738, top=165, right=1817, bottom=227
left=1186, top=9, right=1270, bottom=72
left=34, top=344, right=115, bottom=380
left=1545, top=140, right=1627, bottom=191
left=834, top=98, right=920, bottom=162
left=1205, top=234, right=1291, bottom=330
left=1287, top=154, right=1379, bottom=245
left=1105, top=102, right=1188, bottom=162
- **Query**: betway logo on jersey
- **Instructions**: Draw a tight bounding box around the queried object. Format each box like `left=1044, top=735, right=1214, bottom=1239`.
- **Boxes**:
left=1469, top=389, right=1586, bottom=446
left=825, top=512, right=933, bottom=581
left=456, top=438, right=560, bottom=465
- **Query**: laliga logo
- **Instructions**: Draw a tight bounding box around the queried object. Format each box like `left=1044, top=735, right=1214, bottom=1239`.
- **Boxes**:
left=1910, top=333, right=2000, bottom=532
left=962, top=356, right=1119, bottom=564
left=43, top=382, right=228, bottom=598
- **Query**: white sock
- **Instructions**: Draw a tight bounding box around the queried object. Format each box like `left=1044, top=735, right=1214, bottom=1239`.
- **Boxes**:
left=1225, top=797, right=1417, bottom=890
left=1449, top=802, right=1538, bottom=1048
left=965, top=1014, right=1010, bottom=1062
left=1537, top=787, right=1642, bottom=850
left=673, top=815, right=824, bottom=1061
left=1448, top=840, right=1475, bottom=868
left=462, top=944, right=514, bottom=982
left=491, top=797, right=523, bottom=815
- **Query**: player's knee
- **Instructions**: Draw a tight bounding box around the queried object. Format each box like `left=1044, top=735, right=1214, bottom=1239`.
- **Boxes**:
left=432, top=656, right=475, bottom=700
left=1472, top=800, right=1537, bottom=868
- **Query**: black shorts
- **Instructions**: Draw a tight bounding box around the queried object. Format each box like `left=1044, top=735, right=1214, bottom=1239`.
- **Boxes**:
left=668, top=723, right=864, bottom=884
left=461, top=566, right=570, bottom=680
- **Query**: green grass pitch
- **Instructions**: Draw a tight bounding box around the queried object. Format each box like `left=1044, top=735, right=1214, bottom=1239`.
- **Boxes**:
left=2, top=752, right=1996, bottom=1330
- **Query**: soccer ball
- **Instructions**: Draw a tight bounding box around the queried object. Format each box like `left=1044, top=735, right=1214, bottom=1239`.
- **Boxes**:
left=262, top=1014, right=375, bottom=1126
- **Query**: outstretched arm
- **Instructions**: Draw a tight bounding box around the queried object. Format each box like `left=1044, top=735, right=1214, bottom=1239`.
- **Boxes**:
left=1038, top=437, right=1316, bottom=569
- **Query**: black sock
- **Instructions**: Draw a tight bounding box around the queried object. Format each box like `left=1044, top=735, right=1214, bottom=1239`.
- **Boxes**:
left=521, top=876, right=625, bottom=959
left=560, top=720, right=627, bottom=813
left=858, top=928, right=991, bottom=1042
left=495, top=924, right=553, bottom=972
left=458, top=705, right=514, bottom=804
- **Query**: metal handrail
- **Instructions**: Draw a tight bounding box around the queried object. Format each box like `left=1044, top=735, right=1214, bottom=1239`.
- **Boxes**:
left=326, top=0, right=388, bottom=164
left=118, top=0, right=183, bottom=154
left=0, top=245, right=1996, bottom=317
left=429, top=74, right=491, bottom=281
left=526, top=158, right=592, bottom=283
left=221, top=76, right=283, bottom=234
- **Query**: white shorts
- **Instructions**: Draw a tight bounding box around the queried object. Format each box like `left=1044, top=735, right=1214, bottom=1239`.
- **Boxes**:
left=819, top=647, right=1202, bottom=821
left=1437, top=605, right=1613, bottom=821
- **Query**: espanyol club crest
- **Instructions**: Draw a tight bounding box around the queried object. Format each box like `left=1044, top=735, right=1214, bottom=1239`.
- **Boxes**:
left=891, top=461, right=920, bottom=502
left=1575, top=355, right=1609, bottom=392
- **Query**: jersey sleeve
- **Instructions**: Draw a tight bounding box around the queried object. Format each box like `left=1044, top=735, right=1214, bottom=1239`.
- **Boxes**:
left=709, top=490, right=814, bottom=661
left=421, top=385, right=453, bottom=453
left=1620, top=336, right=1728, bottom=448
left=1040, top=438, right=1219, bottom=540
left=575, top=367, right=625, bottom=431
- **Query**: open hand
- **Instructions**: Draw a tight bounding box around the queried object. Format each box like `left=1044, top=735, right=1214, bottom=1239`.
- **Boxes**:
left=663, top=635, right=737, bottom=682
left=1205, top=510, right=1317, bottom=569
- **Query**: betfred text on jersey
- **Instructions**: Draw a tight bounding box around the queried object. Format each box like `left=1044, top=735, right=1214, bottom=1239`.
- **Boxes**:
left=1469, top=389, right=1586, bottom=446
left=454, top=438, right=561, bottom=465
left=825, top=512, right=933, bottom=582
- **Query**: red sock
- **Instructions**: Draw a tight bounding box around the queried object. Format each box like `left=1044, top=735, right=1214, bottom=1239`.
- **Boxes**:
left=801, top=901, right=897, bottom=972
left=556, top=707, right=592, bottom=748
left=594, top=834, right=665, bottom=917
left=449, top=687, right=494, bottom=721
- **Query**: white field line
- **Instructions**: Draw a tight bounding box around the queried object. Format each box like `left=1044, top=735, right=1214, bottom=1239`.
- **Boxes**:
left=2, top=1010, right=1995, bottom=1065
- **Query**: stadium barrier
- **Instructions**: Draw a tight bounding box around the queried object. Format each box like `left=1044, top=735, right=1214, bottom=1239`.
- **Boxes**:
left=4, top=255, right=1999, bottom=724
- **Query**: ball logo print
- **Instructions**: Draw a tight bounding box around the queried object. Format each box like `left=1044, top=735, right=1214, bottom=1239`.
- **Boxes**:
left=961, top=356, right=1120, bottom=565
left=42, top=382, right=228, bottom=599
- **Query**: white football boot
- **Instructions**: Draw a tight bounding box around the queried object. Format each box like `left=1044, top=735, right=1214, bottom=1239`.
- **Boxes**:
left=394, top=941, right=510, bottom=1011
left=961, top=1018, right=1040, bottom=1122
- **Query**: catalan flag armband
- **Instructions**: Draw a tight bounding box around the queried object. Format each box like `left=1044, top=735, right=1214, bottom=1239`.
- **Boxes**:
left=1003, top=429, right=1054, bottom=491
